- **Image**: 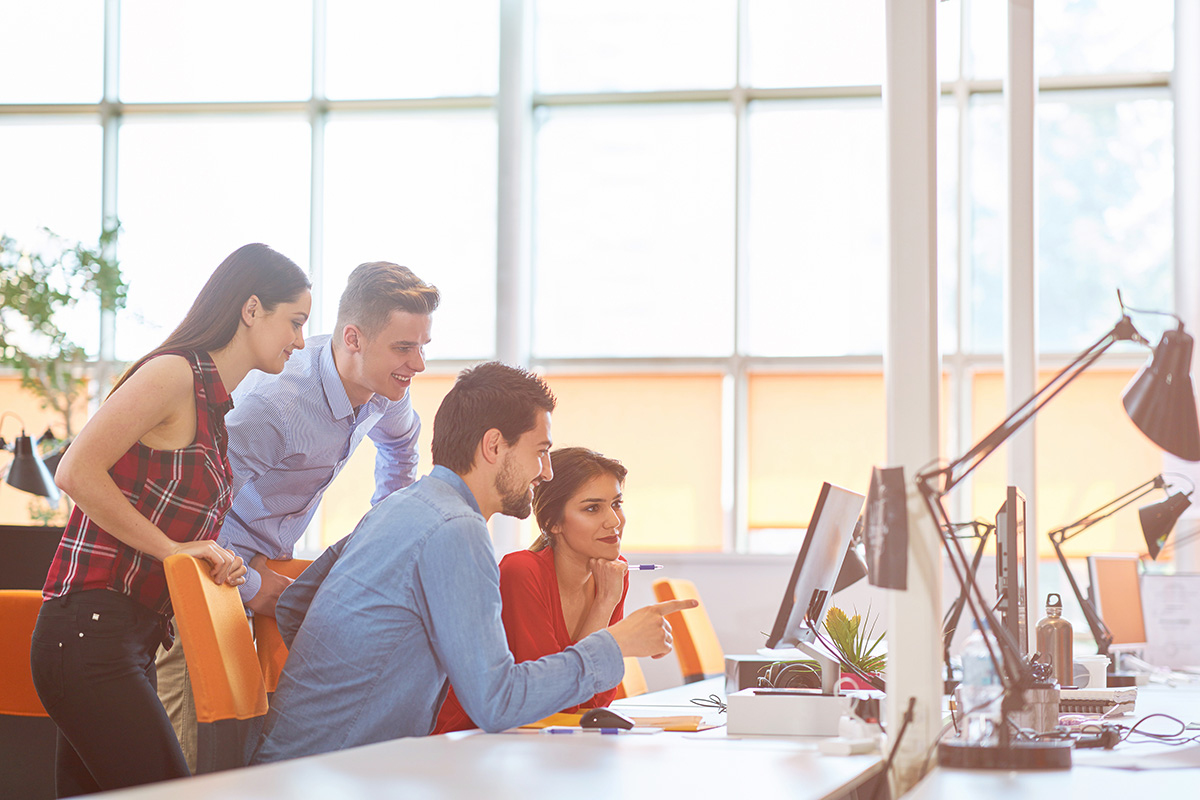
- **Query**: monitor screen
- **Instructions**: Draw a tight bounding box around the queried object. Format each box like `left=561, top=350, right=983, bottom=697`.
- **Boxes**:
left=994, top=485, right=1028, bottom=656
left=765, top=482, right=866, bottom=650
left=1088, top=554, right=1147, bottom=649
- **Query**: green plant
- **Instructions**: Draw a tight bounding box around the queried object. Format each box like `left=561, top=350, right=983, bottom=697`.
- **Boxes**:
left=823, top=605, right=887, bottom=675
left=0, top=223, right=127, bottom=438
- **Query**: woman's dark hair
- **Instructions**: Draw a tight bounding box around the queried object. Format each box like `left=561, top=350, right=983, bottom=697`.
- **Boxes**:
left=110, top=243, right=310, bottom=394
left=431, top=362, right=556, bottom=474
left=530, top=447, right=627, bottom=552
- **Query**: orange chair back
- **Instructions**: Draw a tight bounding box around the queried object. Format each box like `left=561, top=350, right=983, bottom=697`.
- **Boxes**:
left=0, top=590, right=47, bottom=717
left=164, top=555, right=267, bottom=723
left=614, top=657, right=648, bottom=699
left=251, top=558, right=312, bottom=693
left=652, top=578, right=724, bottom=683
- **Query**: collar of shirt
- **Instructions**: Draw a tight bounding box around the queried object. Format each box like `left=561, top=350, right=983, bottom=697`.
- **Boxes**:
left=429, top=465, right=483, bottom=517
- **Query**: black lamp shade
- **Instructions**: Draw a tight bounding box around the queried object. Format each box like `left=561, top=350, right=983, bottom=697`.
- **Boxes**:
left=834, top=543, right=869, bottom=593
left=1141, top=491, right=1192, bottom=560
left=1122, top=326, right=1200, bottom=461
left=5, top=434, right=61, bottom=503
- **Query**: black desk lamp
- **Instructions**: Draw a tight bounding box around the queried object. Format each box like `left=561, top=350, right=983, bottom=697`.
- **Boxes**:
left=833, top=517, right=870, bottom=593
left=914, top=299, right=1200, bottom=770
left=1048, top=475, right=1192, bottom=657
left=941, top=520, right=996, bottom=689
left=1, top=412, right=62, bottom=503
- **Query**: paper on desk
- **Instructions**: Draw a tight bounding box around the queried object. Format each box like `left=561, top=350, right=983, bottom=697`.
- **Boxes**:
left=1072, top=743, right=1200, bottom=770
left=520, top=712, right=717, bottom=732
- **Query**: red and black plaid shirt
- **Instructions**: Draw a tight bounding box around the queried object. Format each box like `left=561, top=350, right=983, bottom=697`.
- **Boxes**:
left=42, top=350, right=235, bottom=641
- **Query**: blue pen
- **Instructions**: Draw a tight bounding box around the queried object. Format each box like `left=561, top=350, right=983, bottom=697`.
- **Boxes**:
left=541, top=726, right=627, bottom=735
left=629, top=564, right=663, bottom=571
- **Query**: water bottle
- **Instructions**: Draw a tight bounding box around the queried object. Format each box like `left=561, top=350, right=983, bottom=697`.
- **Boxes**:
left=1035, top=593, right=1073, bottom=687
left=958, top=620, right=1002, bottom=744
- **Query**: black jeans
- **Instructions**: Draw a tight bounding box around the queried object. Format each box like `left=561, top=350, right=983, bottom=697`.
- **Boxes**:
left=30, top=589, right=189, bottom=798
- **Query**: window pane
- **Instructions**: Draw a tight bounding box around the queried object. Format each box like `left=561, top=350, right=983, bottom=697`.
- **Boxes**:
left=967, top=95, right=1003, bottom=353
left=1036, top=0, right=1173, bottom=76
left=120, top=0, right=312, bottom=102
left=748, top=373, right=885, bottom=531
left=542, top=373, right=726, bottom=552
left=1038, top=91, right=1174, bottom=353
left=535, top=0, right=735, bottom=93
left=939, top=101, right=960, bottom=354
left=116, top=117, right=311, bottom=361
left=323, top=112, right=497, bottom=359
left=746, top=100, right=885, bottom=356
left=937, top=0, right=963, bottom=84
left=0, top=1, right=103, bottom=103
left=326, top=0, right=498, bottom=99
left=970, top=368, right=1163, bottom=559
left=534, top=106, right=735, bottom=358
left=0, top=119, right=104, bottom=355
left=747, top=0, right=883, bottom=88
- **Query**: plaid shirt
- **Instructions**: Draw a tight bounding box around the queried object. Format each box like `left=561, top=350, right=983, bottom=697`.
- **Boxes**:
left=42, top=350, right=235, bottom=642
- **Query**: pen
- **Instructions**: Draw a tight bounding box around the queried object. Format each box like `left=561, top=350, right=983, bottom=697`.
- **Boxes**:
left=541, top=726, right=628, bottom=735
left=629, top=564, right=663, bottom=571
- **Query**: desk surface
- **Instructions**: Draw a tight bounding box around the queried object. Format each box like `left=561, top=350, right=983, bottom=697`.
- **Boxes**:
left=92, top=678, right=881, bottom=800
left=908, top=682, right=1200, bottom=799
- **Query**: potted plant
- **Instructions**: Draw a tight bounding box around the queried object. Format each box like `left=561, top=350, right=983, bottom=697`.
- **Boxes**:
left=0, top=223, right=127, bottom=524
left=823, top=604, right=886, bottom=691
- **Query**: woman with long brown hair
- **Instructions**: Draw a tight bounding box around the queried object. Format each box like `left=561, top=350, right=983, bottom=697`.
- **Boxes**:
left=30, top=243, right=311, bottom=796
left=434, top=446, right=630, bottom=732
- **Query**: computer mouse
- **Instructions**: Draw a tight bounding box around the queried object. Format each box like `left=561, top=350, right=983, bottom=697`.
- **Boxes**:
left=579, top=707, right=635, bottom=730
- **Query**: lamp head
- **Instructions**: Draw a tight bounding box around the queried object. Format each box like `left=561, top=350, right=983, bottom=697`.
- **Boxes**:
left=4, top=432, right=61, bottom=503
left=1122, top=324, right=1200, bottom=461
left=1141, top=491, right=1192, bottom=560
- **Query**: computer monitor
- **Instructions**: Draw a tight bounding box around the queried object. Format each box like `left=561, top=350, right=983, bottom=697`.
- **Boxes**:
left=1088, top=554, right=1147, bottom=654
left=994, top=486, right=1028, bottom=656
left=765, top=482, right=866, bottom=650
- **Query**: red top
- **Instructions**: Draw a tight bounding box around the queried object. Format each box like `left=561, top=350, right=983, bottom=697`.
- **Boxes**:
left=432, top=547, right=629, bottom=733
left=42, top=350, right=234, bottom=645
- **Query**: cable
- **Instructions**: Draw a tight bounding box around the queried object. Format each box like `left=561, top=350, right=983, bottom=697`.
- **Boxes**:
left=690, top=694, right=726, bottom=713
left=870, top=697, right=916, bottom=800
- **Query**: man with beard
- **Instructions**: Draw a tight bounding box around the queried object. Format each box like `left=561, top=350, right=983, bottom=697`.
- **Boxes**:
left=251, top=362, right=696, bottom=763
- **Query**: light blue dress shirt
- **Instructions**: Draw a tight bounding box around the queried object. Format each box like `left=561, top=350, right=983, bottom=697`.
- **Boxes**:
left=219, top=334, right=421, bottom=602
left=251, top=466, right=624, bottom=763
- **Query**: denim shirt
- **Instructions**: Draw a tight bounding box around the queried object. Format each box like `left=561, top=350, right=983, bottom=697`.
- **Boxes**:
left=252, top=466, right=624, bottom=763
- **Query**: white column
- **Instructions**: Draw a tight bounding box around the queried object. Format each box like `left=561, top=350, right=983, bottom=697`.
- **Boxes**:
left=1005, top=0, right=1038, bottom=650
left=1170, top=0, right=1200, bottom=571
left=493, top=0, right=534, bottom=554
left=883, top=0, right=942, bottom=792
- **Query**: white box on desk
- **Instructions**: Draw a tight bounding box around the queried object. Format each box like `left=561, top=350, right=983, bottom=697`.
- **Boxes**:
left=726, top=688, right=847, bottom=737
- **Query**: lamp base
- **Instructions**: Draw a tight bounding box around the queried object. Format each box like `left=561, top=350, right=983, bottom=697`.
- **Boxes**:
left=937, top=739, right=1072, bottom=770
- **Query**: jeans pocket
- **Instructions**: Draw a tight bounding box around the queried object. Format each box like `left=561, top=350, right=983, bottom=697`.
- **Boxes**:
left=29, top=634, right=66, bottom=711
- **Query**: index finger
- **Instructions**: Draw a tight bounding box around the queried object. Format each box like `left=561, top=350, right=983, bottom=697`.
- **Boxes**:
left=652, top=599, right=699, bottom=616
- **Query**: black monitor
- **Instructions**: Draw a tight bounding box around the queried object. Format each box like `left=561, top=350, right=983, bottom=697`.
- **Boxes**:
left=766, top=482, right=866, bottom=650
left=994, top=486, right=1028, bottom=656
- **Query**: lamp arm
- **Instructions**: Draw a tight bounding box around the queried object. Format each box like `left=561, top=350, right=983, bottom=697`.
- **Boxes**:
left=942, top=524, right=993, bottom=674
left=1053, top=477, right=1164, bottom=545
left=1047, top=530, right=1113, bottom=655
left=932, top=317, right=1141, bottom=496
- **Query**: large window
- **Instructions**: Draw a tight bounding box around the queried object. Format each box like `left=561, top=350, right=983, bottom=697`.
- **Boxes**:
left=0, top=0, right=1180, bottom=561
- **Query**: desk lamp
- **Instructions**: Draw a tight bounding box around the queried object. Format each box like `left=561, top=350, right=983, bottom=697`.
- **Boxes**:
left=914, top=299, right=1200, bottom=770
left=833, top=517, right=870, bottom=593
left=1, top=412, right=61, bottom=503
left=941, top=520, right=996, bottom=691
left=1048, top=475, right=1192, bottom=657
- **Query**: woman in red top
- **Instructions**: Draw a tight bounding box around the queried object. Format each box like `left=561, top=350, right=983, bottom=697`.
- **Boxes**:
left=30, top=243, right=311, bottom=796
left=434, top=446, right=630, bottom=733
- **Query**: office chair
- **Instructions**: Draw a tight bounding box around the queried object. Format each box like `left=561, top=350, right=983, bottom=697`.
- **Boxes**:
left=651, top=578, right=725, bottom=683
left=0, top=589, right=56, bottom=800
left=251, top=558, right=313, bottom=694
left=164, top=554, right=268, bottom=774
left=614, top=657, right=649, bottom=699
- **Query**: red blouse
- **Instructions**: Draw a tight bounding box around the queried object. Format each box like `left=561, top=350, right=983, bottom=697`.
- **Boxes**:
left=433, top=547, right=629, bottom=734
left=41, top=350, right=234, bottom=643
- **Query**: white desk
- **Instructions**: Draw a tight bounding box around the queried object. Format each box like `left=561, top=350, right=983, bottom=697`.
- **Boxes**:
left=91, top=678, right=882, bottom=800
left=907, top=682, right=1200, bottom=799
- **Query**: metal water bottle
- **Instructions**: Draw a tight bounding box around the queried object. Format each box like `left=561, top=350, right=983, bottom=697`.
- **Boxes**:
left=1036, top=593, right=1073, bottom=687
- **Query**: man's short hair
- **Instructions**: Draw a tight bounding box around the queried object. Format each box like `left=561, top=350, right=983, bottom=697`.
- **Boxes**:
left=335, top=261, right=440, bottom=339
left=432, top=362, right=557, bottom=474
